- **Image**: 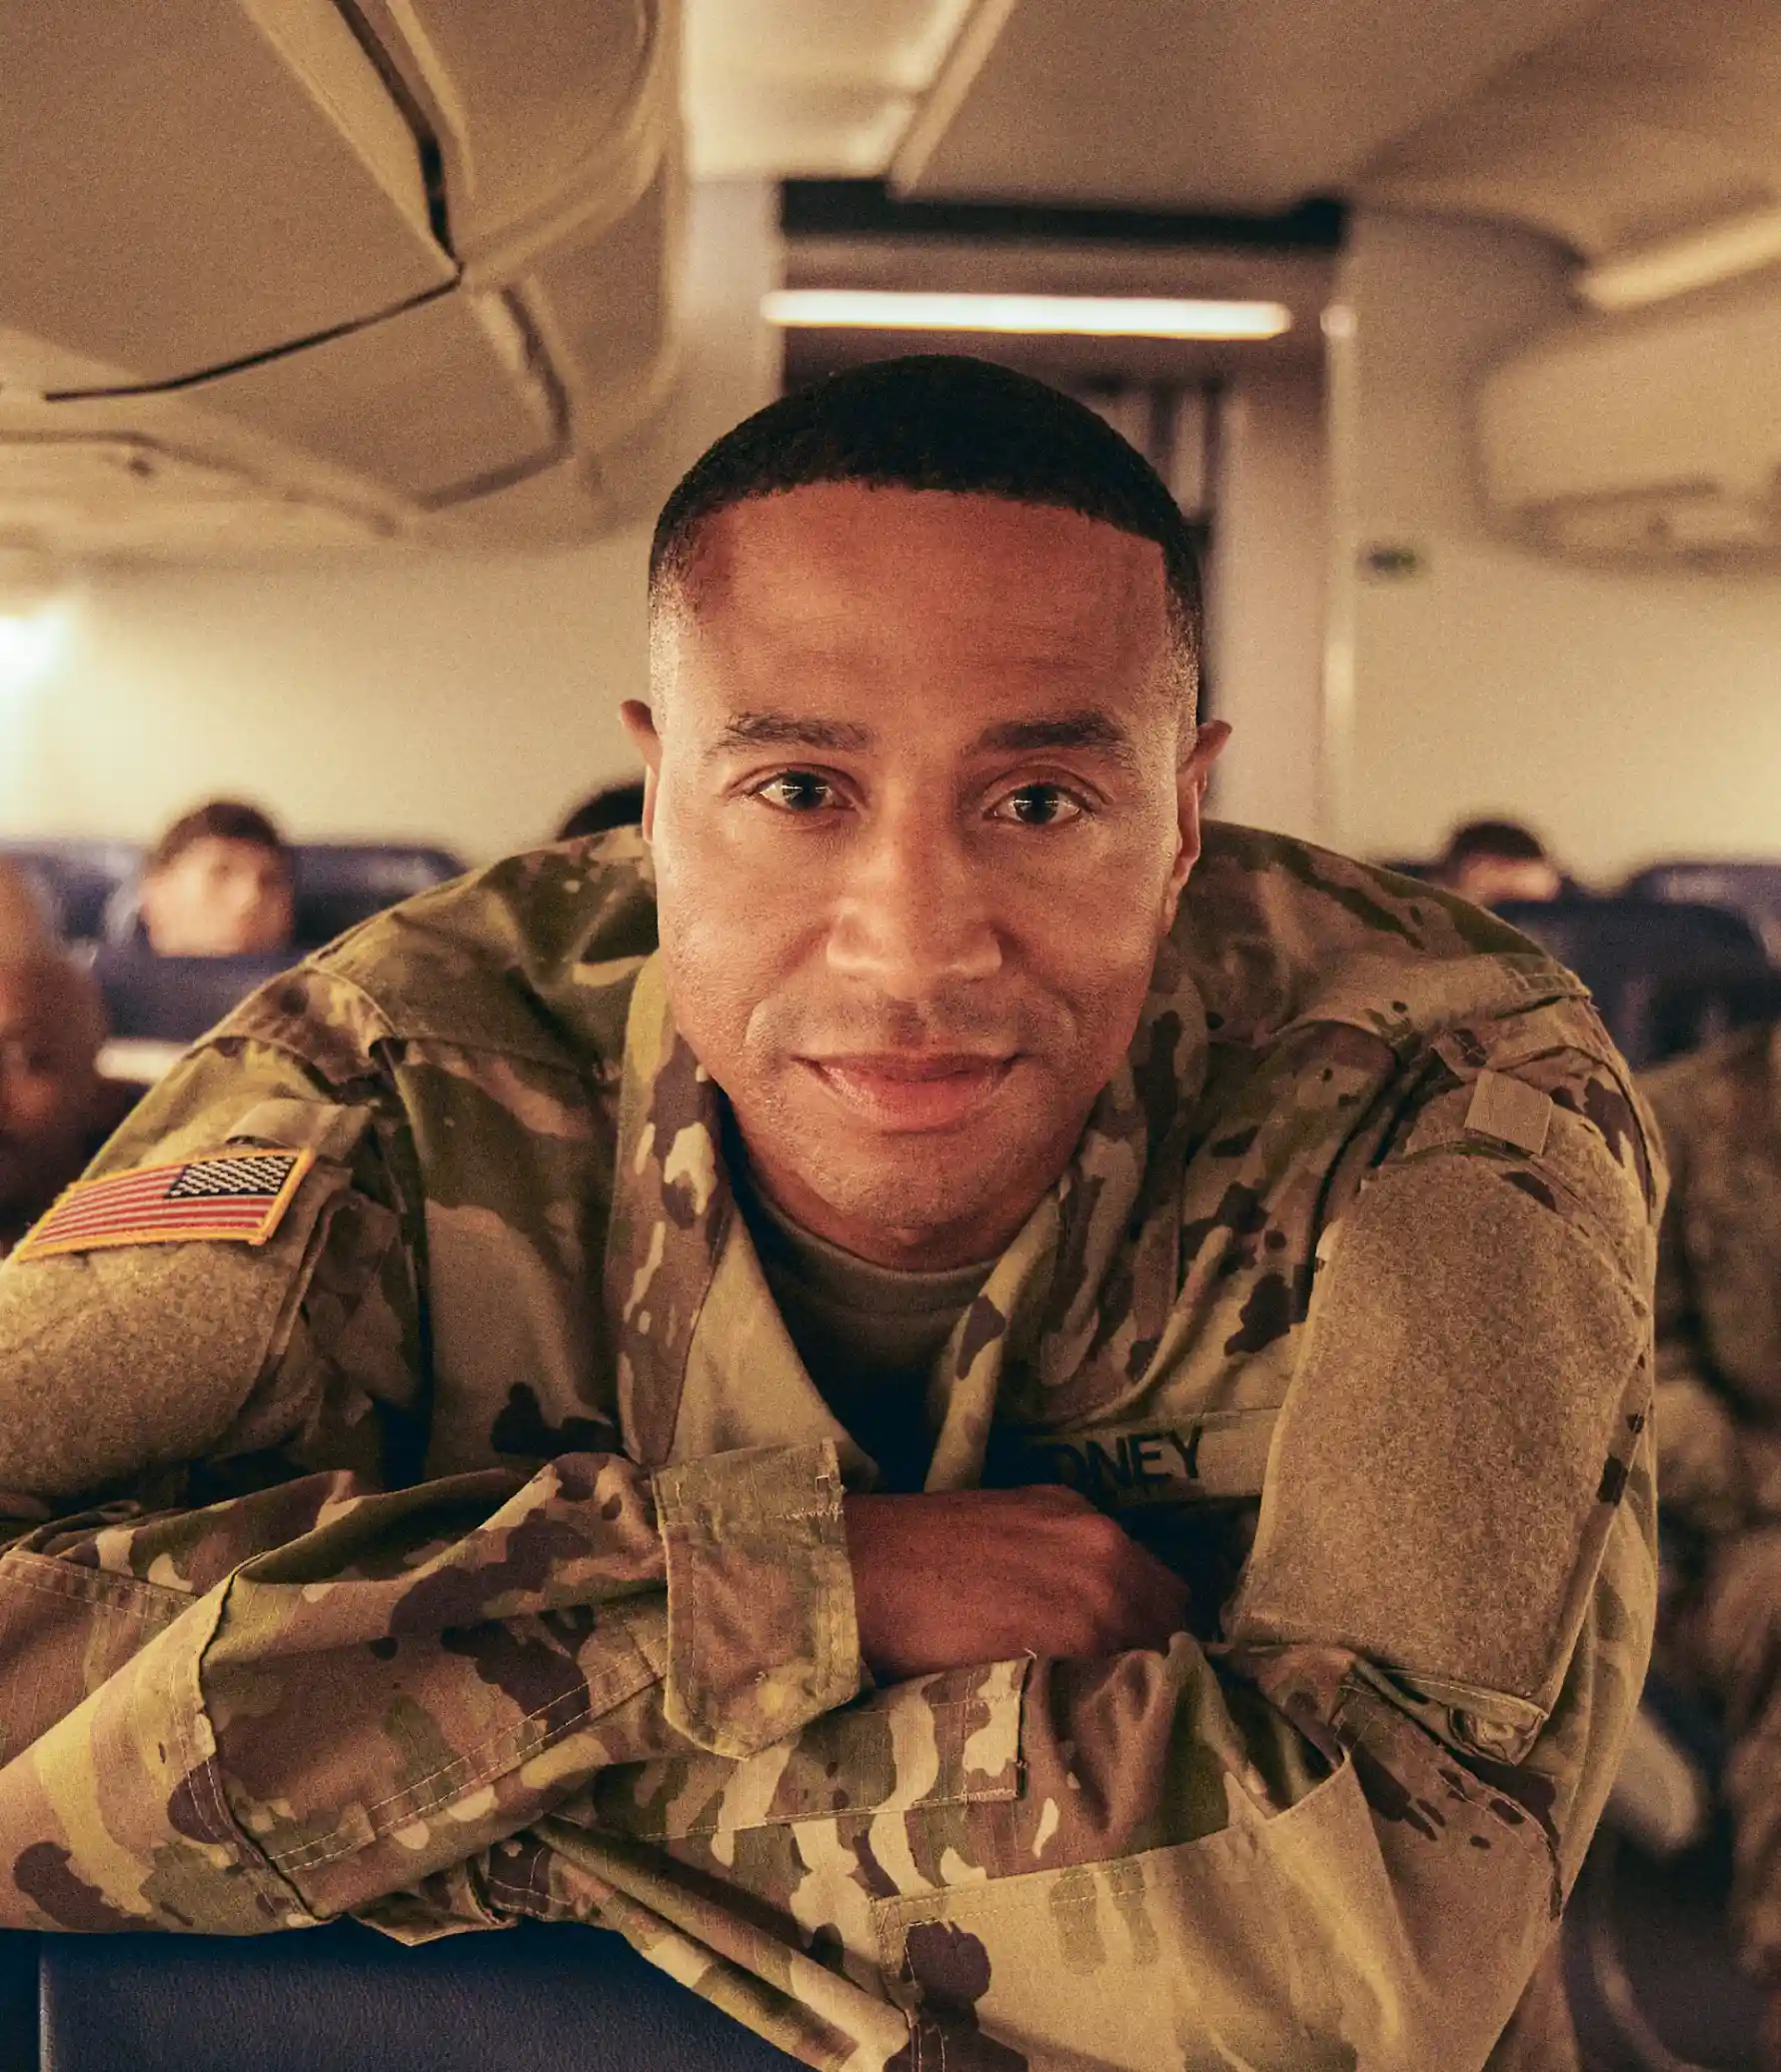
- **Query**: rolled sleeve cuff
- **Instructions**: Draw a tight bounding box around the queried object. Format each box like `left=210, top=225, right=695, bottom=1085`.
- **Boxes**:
left=653, top=1440, right=861, bottom=1758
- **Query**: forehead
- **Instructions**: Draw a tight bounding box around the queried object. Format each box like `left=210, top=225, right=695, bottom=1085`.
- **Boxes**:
left=670, top=484, right=1172, bottom=689
left=174, top=838, right=283, bottom=873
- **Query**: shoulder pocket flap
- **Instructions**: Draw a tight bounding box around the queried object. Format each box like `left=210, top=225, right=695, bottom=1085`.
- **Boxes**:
left=226, top=1097, right=372, bottom=1164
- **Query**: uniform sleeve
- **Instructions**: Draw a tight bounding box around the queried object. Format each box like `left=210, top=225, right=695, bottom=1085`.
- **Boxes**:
left=1205, top=1038, right=1662, bottom=2065
left=0, top=1034, right=857, bottom=1935
left=1644, top=1072, right=1752, bottom=1535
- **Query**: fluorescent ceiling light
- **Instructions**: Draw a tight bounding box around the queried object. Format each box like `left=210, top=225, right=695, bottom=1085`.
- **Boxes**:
left=1580, top=206, right=1781, bottom=314
left=763, top=289, right=1291, bottom=341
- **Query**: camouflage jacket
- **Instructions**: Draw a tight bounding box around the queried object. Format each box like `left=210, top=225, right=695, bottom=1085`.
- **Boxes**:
left=1646, top=1024, right=1781, bottom=1537
left=0, top=825, right=1661, bottom=2072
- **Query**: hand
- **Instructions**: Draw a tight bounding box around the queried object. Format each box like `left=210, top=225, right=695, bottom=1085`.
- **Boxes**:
left=843, top=1485, right=1189, bottom=1682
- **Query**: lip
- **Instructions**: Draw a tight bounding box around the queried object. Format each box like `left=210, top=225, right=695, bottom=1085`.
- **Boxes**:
left=800, top=1052, right=1015, bottom=1132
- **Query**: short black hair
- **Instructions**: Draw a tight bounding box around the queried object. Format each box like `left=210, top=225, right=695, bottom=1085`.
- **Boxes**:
left=1440, top=819, right=1551, bottom=870
left=556, top=780, right=646, bottom=842
left=147, top=799, right=289, bottom=875
left=650, top=355, right=1201, bottom=699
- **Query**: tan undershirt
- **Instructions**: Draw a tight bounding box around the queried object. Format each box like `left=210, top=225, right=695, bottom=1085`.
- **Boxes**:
left=742, top=1183, right=993, bottom=1492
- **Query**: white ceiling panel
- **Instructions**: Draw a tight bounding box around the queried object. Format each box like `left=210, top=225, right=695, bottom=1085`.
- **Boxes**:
left=892, top=0, right=1601, bottom=210
left=1361, top=0, right=1781, bottom=260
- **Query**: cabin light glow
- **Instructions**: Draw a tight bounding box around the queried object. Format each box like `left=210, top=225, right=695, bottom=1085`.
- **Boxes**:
left=762, top=290, right=1293, bottom=342
left=0, top=603, right=70, bottom=699
left=1580, top=206, right=1781, bottom=313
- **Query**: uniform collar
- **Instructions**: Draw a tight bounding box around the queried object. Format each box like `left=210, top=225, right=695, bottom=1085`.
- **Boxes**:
left=604, top=944, right=1209, bottom=1477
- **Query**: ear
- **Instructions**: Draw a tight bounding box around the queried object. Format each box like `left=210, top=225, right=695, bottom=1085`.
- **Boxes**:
left=620, top=701, right=663, bottom=841
left=1161, top=720, right=1231, bottom=930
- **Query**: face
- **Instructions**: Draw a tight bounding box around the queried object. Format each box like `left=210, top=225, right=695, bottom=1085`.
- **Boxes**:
left=0, top=965, right=101, bottom=1223
left=1454, top=854, right=1561, bottom=908
left=141, top=838, right=295, bottom=957
left=628, top=485, right=1227, bottom=1270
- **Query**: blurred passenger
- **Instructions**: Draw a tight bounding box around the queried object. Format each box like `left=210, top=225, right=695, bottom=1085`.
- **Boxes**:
left=0, top=860, right=55, bottom=959
left=138, top=800, right=295, bottom=958
left=556, top=779, right=646, bottom=841
left=1434, top=818, right=1563, bottom=907
left=1645, top=1027, right=1781, bottom=2063
left=0, top=954, right=130, bottom=1257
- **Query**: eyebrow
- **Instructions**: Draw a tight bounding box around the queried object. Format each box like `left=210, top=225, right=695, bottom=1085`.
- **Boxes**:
left=705, top=707, right=1138, bottom=770
left=973, top=713, right=1138, bottom=770
left=706, top=713, right=877, bottom=760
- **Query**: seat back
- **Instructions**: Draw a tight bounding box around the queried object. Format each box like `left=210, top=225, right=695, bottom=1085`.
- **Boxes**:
left=1623, top=859, right=1781, bottom=961
left=0, top=840, right=142, bottom=944
left=291, top=844, right=467, bottom=948
left=0, top=1931, right=36, bottom=2072
left=1644, top=961, right=1781, bottom=1065
left=91, top=946, right=297, bottom=1045
left=1493, top=897, right=1768, bottom=1067
left=35, top=1922, right=802, bottom=2072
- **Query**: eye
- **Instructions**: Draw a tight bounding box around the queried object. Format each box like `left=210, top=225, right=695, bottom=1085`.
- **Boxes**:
left=753, top=771, right=840, bottom=814
left=990, top=783, right=1088, bottom=829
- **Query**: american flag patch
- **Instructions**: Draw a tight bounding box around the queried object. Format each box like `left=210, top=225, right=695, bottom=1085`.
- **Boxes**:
left=14, top=1148, right=315, bottom=1261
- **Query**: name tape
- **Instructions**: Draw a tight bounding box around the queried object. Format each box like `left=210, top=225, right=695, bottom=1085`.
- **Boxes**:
left=986, top=1406, right=1278, bottom=1508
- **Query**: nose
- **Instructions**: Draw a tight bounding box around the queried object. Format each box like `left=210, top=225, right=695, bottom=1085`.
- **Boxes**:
left=826, top=801, right=1001, bottom=999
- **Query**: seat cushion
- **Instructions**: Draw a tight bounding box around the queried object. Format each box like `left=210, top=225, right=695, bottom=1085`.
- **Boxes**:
left=38, top=1922, right=804, bottom=2072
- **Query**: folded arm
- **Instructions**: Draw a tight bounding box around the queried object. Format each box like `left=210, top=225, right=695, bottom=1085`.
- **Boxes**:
left=0, top=1037, right=858, bottom=1933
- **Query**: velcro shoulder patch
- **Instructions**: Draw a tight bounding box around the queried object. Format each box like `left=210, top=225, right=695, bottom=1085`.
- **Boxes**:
left=14, top=1148, right=315, bottom=1261
left=1463, top=1069, right=1553, bottom=1156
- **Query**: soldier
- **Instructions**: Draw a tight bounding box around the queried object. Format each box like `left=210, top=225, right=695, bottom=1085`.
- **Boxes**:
left=0, top=953, right=131, bottom=1260
left=1644, top=1022, right=1781, bottom=2066
left=0, top=358, right=1659, bottom=2071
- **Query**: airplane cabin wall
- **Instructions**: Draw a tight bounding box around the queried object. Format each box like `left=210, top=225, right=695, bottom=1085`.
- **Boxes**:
left=0, top=182, right=781, bottom=863
left=1333, top=209, right=1781, bottom=882
left=1205, top=365, right=1328, bottom=841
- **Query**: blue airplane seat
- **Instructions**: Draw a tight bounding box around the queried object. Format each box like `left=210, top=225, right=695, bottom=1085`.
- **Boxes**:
left=1493, top=896, right=1768, bottom=1068
left=90, top=946, right=299, bottom=1045
left=1625, top=860, right=1781, bottom=964
left=0, top=841, right=142, bottom=945
left=33, top=1922, right=805, bottom=2072
left=0, top=1932, right=35, bottom=2072
left=290, top=843, right=467, bottom=948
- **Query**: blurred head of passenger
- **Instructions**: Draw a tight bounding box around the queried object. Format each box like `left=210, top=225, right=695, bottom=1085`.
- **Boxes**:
left=1435, top=819, right=1562, bottom=909
left=556, top=780, right=647, bottom=842
left=139, top=800, right=295, bottom=958
left=0, top=860, right=56, bottom=960
left=0, top=954, right=119, bottom=1252
left=626, top=355, right=1225, bottom=1270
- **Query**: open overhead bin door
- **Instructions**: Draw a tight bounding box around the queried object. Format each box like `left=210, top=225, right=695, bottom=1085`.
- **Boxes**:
left=0, top=0, right=682, bottom=556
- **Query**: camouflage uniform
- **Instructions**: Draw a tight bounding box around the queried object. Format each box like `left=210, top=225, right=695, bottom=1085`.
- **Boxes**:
left=0, top=825, right=1661, bottom=2071
left=1646, top=1024, right=1781, bottom=1982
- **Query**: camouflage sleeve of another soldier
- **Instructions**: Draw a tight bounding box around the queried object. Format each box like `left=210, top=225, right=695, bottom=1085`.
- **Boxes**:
left=1643, top=1037, right=1761, bottom=1537
left=0, top=956, right=858, bottom=1944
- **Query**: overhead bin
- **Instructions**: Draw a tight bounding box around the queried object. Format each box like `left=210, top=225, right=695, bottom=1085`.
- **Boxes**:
left=180, top=291, right=563, bottom=508
left=0, top=0, right=682, bottom=554
left=1480, top=275, right=1781, bottom=564
left=0, top=0, right=451, bottom=389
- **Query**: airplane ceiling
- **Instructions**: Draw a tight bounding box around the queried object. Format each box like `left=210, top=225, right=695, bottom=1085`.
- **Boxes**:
left=688, top=0, right=1781, bottom=271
